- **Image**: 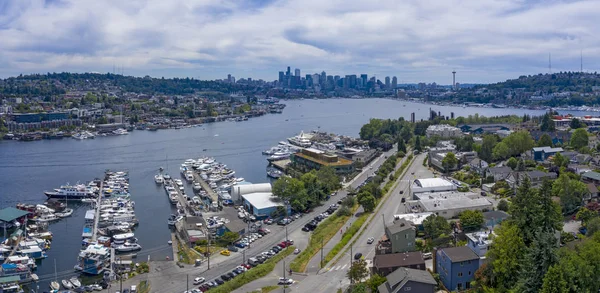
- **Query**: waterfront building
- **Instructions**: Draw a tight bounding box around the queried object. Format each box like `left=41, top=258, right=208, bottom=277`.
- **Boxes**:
left=290, top=148, right=354, bottom=175
left=241, top=192, right=290, bottom=220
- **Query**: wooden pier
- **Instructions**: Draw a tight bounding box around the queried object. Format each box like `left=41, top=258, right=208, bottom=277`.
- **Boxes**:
left=91, top=180, right=103, bottom=242
left=192, top=172, right=219, bottom=204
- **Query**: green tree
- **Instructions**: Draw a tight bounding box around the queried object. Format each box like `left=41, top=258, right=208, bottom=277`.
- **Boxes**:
left=540, top=264, right=569, bottom=293
left=301, top=171, right=324, bottom=205
left=515, top=231, right=559, bottom=293
left=357, top=191, right=376, bottom=213
left=516, top=158, right=526, bottom=171
left=478, top=134, right=498, bottom=162
left=397, top=138, right=406, bottom=153
left=552, top=152, right=569, bottom=168
left=497, top=199, right=509, bottom=212
left=414, top=136, right=422, bottom=152
left=342, top=196, right=356, bottom=208
left=366, top=274, right=387, bottom=292
left=316, top=166, right=341, bottom=192
left=459, top=210, right=484, bottom=232
left=272, top=177, right=305, bottom=201
left=422, top=214, right=451, bottom=239
left=506, top=157, right=518, bottom=170
left=571, top=128, right=589, bottom=149
left=347, top=259, right=369, bottom=283
left=221, top=231, right=240, bottom=244
left=540, top=113, right=556, bottom=132
left=552, top=173, right=588, bottom=214
left=350, top=283, right=368, bottom=293
left=492, top=141, right=511, bottom=160
left=570, top=118, right=585, bottom=129
left=587, top=217, right=600, bottom=237
left=441, top=152, right=458, bottom=173
left=576, top=207, right=597, bottom=225
left=538, top=133, right=553, bottom=147
left=488, top=222, right=526, bottom=290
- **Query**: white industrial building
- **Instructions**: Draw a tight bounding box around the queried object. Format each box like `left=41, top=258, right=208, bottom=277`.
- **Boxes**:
left=393, top=212, right=434, bottom=227
left=241, top=192, right=290, bottom=220
left=426, top=124, right=462, bottom=138
left=411, top=195, right=492, bottom=219
left=231, top=183, right=271, bottom=202
left=411, top=178, right=457, bottom=197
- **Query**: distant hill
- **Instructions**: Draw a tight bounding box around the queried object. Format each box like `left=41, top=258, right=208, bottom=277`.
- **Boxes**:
left=482, top=72, right=600, bottom=93
left=0, top=72, right=253, bottom=97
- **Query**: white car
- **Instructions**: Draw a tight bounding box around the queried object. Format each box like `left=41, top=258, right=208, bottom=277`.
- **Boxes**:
left=193, top=277, right=205, bottom=285
left=367, top=237, right=375, bottom=244
left=294, top=248, right=301, bottom=254
left=278, top=278, right=294, bottom=285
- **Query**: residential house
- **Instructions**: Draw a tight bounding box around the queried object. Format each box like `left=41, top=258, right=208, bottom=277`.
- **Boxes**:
left=483, top=211, right=510, bottom=228
left=582, top=171, right=600, bottom=185
left=485, top=166, right=512, bottom=181
left=506, top=171, right=558, bottom=188
left=586, top=183, right=599, bottom=202
left=372, top=251, right=425, bottom=276
left=532, top=146, right=564, bottom=161
left=468, top=158, right=489, bottom=176
left=435, top=246, right=480, bottom=291
left=466, top=230, right=494, bottom=258
left=530, top=131, right=572, bottom=146
left=377, top=267, right=437, bottom=293
left=377, top=219, right=416, bottom=254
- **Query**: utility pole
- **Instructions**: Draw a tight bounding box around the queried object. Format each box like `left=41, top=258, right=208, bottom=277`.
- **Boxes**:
left=320, top=237, right=324, bottom=268
left=283, top=260, right=286, bottom=293
left=243, top=250, right=246, bottom=264
left=206, top=234, right=210, bottom=270
left=285, top=224, right=288, bottom=241
left=187, top=274, right=189, bottom=292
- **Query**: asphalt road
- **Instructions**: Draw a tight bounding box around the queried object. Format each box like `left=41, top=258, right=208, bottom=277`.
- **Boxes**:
left=137, top=147, right=398, bottom=293
left=288, top=153, right=431, bottom=293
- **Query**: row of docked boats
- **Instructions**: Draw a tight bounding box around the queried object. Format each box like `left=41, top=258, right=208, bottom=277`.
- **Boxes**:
left=15, top=200, right=74, bottom=223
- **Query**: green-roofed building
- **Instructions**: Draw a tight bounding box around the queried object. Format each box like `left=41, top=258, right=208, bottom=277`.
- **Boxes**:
left=0, top=208, right=30, bottom=230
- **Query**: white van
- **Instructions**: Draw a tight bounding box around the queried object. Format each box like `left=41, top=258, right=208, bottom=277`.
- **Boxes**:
left=130, top=285, right=137, bottom=293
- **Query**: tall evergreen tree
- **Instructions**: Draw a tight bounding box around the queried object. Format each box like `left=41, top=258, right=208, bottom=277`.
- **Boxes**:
left=515, top=230, right=559, bottom=293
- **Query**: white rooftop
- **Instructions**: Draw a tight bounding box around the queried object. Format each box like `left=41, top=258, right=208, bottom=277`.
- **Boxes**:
left=413, top=191, right=479, bottom=201
left=83, top=244, right=110, bottom=255
left=242, top=192, right=284, bottom=210
left=413, top=178, right=455, bottom=189
left=420, top=196, right=492, bottom=212
left=466, top=230, right=494, bottom=246
left=393, top=212, right=434, bottom=226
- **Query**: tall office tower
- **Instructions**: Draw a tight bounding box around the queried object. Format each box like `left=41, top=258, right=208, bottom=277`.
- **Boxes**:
left=295, top=68, right=301, bottom=77
left=334, top=75, right=341, bottom=87
left=287, top=66, right=291, bottom=76
left=451, top=112, right=455, bottom=119
left=392, top=76, right=398, bottom=89
left=411, top=113, right=415, bottom=123
left=306, top=74, right=313, bottom=87
left=360, top=74, right=368, bottom=87
left=312, top=74, right=320, bottom=86
left=385, top=76, right=390, bottom=89
left=279, top=71, right=284, bottom=83
left=452, top=70, right=456, bottom=90
left=320, top=71, right=326, bottom=85
left=327, top=75, right=334, bottom=87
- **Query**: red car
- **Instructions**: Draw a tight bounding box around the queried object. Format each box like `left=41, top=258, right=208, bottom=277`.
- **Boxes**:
left=241, top=263, right=252, bottom=269
left=278, top=242, right=287, bottom=248
left=285, top=239, right=294, bottom=245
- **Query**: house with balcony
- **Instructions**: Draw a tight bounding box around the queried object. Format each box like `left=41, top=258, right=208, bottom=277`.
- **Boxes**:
left=376, top=219, right=416, bottom=255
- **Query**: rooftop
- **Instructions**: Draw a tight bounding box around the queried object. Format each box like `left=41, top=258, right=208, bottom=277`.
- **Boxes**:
left=427, top=124, right=460, bottom=131
left=583, top=171, right=600, bottom=181
left=378, top=267, right=437, bottom=293
left=420, top=196, right=492, bottom=212
left=293, top=152, right=353, bottom=167
left=441, top=246, right=480, bottom=262
left=386, top=219, right=414, bottom=235
left=465, top=230, right=494, bottom=246
left=0, top=207, right=30, bottom=223
left=373, top=251, right=424, bottom=269
left=242, top=192, right=284, bottom=210
left=533, top=146, right=564, bottom=153
left=393, top=212, right=434, bottom=226
left=412, top=178, right=455, bottom=189
left=413, top=191, right=479, bottom=201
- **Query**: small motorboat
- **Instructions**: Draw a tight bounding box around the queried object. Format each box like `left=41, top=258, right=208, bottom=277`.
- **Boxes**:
left=70, top=277, right=81, bottom=288
left=55, top=208, right=74, bottom=218
left=62, top=279, right=73, bottom=289
left=50, top=281, right=60, bottom=291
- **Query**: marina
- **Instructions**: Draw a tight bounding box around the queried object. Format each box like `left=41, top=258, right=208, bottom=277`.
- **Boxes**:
left=0, top=98, right=556, bottom=290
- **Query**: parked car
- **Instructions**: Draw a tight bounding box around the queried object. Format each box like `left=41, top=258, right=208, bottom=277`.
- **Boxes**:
left=214, top=279, right=224, bottom=285
left=193, top=277, right=206, bottom=285
left=220, top=274, right=230, bottom=281
left=228, top=245, right=239, bottom=252
left=294, top=248, right=301, bottom=254
left=265, top=218, right=274, bottom=225
left=367, top=237, right=374, bottom=244
left=422, top=252, right=433, bottom=259
left=401, top=197, right=406, bottom=203
left=227, top=272, right=236, bottom=279
left=285, top=239, right=294, bottom=245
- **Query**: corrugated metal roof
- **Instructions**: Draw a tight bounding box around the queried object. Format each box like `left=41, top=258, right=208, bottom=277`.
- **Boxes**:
left=0, top=207, right=30, bottom=222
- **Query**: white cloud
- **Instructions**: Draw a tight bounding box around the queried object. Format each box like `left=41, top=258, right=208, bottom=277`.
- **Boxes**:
left=0, top=0, right=599, bottom=83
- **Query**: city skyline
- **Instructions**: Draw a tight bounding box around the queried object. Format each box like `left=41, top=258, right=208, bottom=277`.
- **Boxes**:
left=0, top=0, right=599, bottom=84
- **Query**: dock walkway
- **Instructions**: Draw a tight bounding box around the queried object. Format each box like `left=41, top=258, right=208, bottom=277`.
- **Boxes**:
left=172, top=178, right=196, bottom=216
left=192, top=173, right=219, bottom=204
left=91, top=180, right=103, bottom=242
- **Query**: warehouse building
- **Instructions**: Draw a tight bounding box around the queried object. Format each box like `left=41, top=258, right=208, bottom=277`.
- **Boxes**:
left=241, top=192, right=290, bottom=220
left=411, top=178, right=457, bottom=198
left=231, top=183, right=271, bottom=202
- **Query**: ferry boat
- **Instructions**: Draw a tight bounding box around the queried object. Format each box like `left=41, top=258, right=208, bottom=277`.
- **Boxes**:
left=74, top=244, right=110, bottom=275
left=44, top=184, right=95, bottom=199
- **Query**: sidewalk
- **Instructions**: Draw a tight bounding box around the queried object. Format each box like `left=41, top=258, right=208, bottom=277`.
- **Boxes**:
left=306, top=153, right=410, bottom=274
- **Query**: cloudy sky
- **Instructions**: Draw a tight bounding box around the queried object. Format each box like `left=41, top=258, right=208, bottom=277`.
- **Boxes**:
left=0, top=0, right=598, bottom=84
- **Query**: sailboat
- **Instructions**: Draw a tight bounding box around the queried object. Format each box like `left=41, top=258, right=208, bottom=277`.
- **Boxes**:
left=50, top=259, right=60, bottom=291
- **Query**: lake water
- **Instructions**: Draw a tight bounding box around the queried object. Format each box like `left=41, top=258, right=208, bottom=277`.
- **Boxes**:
left=0, top=98, right=579, bottom=285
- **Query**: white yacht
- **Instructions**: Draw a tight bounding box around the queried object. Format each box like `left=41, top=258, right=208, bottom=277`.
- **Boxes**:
left=62, top=279, right=74, bottom=289
left=35, top=214, right=60, bottom=223
left=112, top=232, right=135, bottom=242
left=44, top=184, right=95, bottom=199
left=154, top=174, right=164, bottom=184
left=287, top=131, right=313, bottom=147
left=55, top=208, right=73, bottom=218
left=114, top=243, right=142, bottom=252
left=185, top=171, right=194, bottom=182
left=112, top=128, right=128, bottom=135
left=69, top=277, right=81, bottom=288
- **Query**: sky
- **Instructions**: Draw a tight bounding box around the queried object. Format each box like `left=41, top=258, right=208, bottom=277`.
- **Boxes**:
left=0, top=0, right=599, bottom=84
